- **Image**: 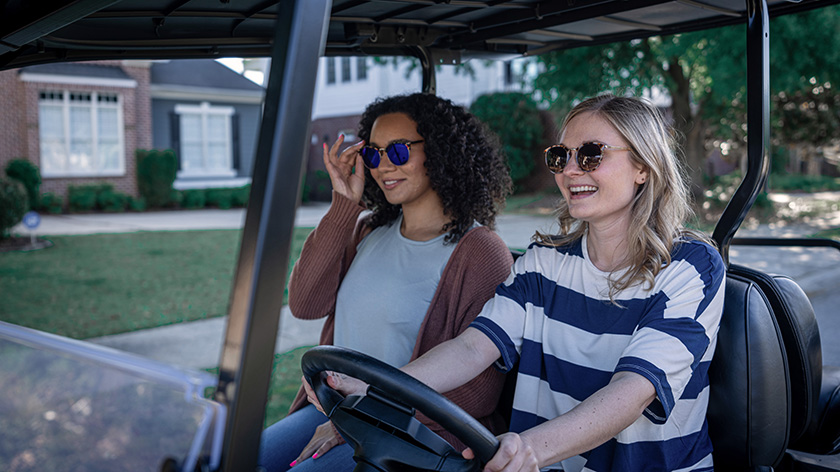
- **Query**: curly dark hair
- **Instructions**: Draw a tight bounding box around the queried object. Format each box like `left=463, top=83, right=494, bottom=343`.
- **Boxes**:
left=357, top=93, right=512, bottom=244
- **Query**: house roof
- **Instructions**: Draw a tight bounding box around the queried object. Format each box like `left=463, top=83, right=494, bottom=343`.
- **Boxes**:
left=150, top=59, right=263, bottom=92
left=19, top=62, right=133, bottom=81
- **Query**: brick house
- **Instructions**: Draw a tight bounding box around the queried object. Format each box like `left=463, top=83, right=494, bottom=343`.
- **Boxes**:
left=0, top=59, right=263, bottom=202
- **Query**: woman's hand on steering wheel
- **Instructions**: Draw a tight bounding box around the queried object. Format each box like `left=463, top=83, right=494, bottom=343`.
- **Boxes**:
left=323, top=134, right=366, bottom=204
left=302, top=372, right=368, bottom=415
left=462, top=432, right=539, bottom=472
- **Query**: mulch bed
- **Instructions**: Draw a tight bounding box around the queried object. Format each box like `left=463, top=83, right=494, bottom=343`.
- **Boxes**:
left=0, top=236, right=53, bottom=253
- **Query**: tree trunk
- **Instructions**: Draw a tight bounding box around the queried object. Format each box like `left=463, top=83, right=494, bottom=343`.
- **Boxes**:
left=665, top=57, right=706, bottom=205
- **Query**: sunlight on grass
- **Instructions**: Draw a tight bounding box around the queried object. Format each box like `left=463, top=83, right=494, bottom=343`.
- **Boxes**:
left=813, top=228, right=840, bottom=240
left=0, top=228, right=313, bottom=339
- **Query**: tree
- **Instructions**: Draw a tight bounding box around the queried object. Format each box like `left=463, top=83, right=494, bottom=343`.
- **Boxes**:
left=470, top=92, right=543, bottom=188
left=532, top=5, right=840, bottom=201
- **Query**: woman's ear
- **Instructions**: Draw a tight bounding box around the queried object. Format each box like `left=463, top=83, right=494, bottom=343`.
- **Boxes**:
left=636, top=168, right=648, bottom=185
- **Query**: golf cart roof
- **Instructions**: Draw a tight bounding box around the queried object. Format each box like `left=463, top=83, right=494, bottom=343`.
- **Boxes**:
left=1, top=0, right=837, bottom=70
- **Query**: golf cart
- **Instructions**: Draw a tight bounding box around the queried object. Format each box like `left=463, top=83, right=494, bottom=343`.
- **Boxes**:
left=2, top=0, right=840, bottom=470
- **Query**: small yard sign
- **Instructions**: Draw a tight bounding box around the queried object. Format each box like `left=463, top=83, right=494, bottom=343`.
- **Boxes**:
left=22, top=211, right=41, bottom=229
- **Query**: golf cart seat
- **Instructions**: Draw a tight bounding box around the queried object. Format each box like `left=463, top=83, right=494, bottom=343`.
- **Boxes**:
left=708, top=265, right=840, bottom=470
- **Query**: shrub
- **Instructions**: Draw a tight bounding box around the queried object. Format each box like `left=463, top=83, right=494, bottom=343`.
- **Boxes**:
left=39, top=193, right=63, bottom=214
left=182, top=189, right=207, bottom=209
left=98, top=190, right=129, bottom=212
left=0, top=178, right=28, bottom=238
left=128, top=196, right=147, bottom=212
left=4, top=159, right=41, bottom=210
left=205, top=188, right=234, bottom=209
left=68, top=184, right=113, bottom=212
left=231, top=185, right=250, bottom=207
left=768, top=174, right=840, bottom=193
left=470, top=92, right=543, bottom=187
left=136, top=149, right=177, bottom=208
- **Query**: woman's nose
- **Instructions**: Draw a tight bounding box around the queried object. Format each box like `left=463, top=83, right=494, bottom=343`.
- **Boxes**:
left=563, top=150, right=584, bottom=175
left=375, top=151, right=397, bottom=171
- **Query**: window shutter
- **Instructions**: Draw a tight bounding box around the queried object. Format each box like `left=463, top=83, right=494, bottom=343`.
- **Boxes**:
left=169, top=111, right=181, bottom=170
left=231, top=113, right=241, bottom=173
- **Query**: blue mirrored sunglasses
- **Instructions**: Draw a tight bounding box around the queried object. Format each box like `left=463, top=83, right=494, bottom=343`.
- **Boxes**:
left=359, top=140, right=423, bottom=169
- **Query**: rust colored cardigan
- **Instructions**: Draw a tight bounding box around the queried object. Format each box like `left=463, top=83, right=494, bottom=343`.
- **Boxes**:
left=287, top=191, right=513, bottom=448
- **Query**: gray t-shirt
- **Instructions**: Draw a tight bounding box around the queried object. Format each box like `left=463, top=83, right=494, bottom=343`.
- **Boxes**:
left=333, top=214, right=457, bottom=367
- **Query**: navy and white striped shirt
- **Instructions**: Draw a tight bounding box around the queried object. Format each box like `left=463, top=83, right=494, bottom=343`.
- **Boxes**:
left=470, top=235, right=725, bottom=472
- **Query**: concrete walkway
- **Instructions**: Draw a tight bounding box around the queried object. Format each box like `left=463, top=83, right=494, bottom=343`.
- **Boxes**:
left=11, top=195, right=840, bottom=368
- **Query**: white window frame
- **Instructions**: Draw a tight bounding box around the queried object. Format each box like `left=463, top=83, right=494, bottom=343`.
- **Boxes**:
left=38, top=90, right=126, bottom=178
left=174, top=102, right=236, bottom=179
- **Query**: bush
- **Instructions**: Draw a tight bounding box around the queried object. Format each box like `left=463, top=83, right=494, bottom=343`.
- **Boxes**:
left=205, top=188, right=234, bottom=209
left=39, top=192, right=63, bottom=214
left=231, top=185, right=250, bottom=207
left=136, top=149, right=177, bottom=208
left=128, top=196, right=147, bottom=212
left=68, top=184, right=113, bottom=212
left=4, top=159, right=41, bottom=210
left=97, top=190, right=129, bottom=212
left=0, top=178, right=28, bottom=238
left=768, top=174, right=840, bottom=193
left=181, top=189, right=207, bottom=209
left=470, top=92, right=543, bottom=187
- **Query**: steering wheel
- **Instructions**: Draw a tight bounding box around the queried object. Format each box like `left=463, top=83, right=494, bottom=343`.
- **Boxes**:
left=301, top=345, right=499, bottom=472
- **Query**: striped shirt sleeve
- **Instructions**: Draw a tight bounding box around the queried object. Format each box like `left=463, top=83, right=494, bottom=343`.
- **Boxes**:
left=615, top=241, right=725, bottom=423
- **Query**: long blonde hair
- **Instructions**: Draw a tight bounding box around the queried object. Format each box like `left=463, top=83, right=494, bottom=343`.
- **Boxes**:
left=537, top=94, right=711, bottom=301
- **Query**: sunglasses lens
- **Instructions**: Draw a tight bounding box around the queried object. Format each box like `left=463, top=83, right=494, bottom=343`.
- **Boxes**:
left=545, top=146, right=568, bottom=174
left=360, top=147, right=380, bottom=168
left=387, top=143, right=410, bottom=166
left=577, top=143, right=604, bottom=172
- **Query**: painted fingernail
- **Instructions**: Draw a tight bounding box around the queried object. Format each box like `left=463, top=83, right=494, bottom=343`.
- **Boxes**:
left=312, top=453, right=319, bottom=459
left=289, top=460, right=297, bottom=467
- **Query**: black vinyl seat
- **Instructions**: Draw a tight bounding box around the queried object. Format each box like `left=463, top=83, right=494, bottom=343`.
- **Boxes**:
left=709, top=264, right=840, bottom=470
left=708, top=271, right=791, bottom=470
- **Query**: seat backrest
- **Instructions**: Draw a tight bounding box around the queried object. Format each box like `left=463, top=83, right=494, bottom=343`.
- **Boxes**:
left=708, top=272, right=791, bottom=469
left=728, top=264, right=823, bottom=448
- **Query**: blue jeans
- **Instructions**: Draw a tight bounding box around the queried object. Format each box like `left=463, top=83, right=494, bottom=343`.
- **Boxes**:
left=258, top=404, right=356, bottom=472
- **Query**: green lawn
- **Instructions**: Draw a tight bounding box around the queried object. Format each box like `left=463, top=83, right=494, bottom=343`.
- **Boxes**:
left=1, top=227, right=314, bottom=426
left=0, top=227, right=313, bottom=339
left=206, top=346, right=310, bottom=427
left=814, top=228, right=840, bottom=240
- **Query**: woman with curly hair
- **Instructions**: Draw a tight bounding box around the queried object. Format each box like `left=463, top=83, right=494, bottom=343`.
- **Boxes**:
left=314, top=94, right=726, bottom=471
left=258, top=93, right=514, bottom=472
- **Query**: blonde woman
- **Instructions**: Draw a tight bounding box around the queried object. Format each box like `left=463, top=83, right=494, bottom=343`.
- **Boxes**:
left=314, top=94, right=726, bottom=472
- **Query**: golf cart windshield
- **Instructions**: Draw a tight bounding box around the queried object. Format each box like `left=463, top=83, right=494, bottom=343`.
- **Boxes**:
left=0, top=321, right=224, bottom=471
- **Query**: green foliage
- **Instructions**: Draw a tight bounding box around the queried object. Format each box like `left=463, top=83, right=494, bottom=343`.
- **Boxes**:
left=136, top=149, right=177, bottom=208
left=231, top=185, right=250, bottom=207
left=470, top=92, right=542, bottom=185
left=68, top=184, right=113, bottom=212
left=205, top=188, right=234, bottom=209
left=97, top=189, right=130, bottom=212
left=303, top=170, right=331, bottom=202
left=4, top=159, right=41, bottom=210
left=531, top=4, right=840, bottom=198
left=127, top=196, right=146, bottom=212
left=768, top=174, right=840, bottom=193
left=0, top=178, right=28, bottom=238
left=182, top=189, right=207, bottom=209
left=39, top=192, right=63, bottom=214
